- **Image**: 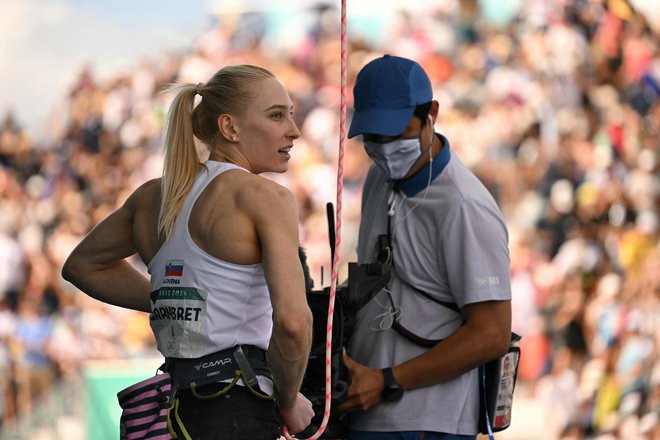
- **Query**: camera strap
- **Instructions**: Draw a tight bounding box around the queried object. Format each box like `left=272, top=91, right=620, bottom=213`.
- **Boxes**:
left=387, top=284, right=461, bottom=348
left=382, top=188, right=462, bottom=347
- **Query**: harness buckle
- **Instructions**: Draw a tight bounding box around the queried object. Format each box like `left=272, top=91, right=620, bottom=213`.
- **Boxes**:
left=234, top=346, right=259, bottom=388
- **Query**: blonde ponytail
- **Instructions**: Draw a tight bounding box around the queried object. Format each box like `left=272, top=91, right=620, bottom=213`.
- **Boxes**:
left=158, top=84, right=201, bottom=238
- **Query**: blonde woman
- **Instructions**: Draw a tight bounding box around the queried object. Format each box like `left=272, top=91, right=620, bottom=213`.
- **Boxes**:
left=62, top=65, right=314, bottom=439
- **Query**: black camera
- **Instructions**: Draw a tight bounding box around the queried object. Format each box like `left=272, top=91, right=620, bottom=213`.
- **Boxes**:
left=298, top=250, right=391, bottom=439
left=299, top=283, right=350, bottom=439
left=297, top=203, right=392, bottom=439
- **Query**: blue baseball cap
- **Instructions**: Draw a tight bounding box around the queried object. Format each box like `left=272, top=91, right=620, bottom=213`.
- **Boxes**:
left=348, top=55, right=432, bottom=139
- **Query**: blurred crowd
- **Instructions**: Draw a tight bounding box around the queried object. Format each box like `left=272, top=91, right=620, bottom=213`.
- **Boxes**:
left=0, top=1, right=658, bottom=439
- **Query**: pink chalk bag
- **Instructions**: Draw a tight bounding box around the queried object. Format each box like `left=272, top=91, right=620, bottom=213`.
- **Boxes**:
left=117, top=371, right=175, bottom=440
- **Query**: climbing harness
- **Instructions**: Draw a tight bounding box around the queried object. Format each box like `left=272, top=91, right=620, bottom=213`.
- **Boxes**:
left=118, top=345, right=274, bottom=440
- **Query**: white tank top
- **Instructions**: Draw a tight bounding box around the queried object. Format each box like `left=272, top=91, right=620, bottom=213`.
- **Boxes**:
left=148, top=161, right=272, bottom=359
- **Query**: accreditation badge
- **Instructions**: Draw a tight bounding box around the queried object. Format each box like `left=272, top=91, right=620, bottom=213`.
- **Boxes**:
left=150, top=263, right=209, bottom=358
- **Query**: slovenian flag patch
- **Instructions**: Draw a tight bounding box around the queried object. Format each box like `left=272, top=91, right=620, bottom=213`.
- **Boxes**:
left=165, top=261, right=184, bottom=277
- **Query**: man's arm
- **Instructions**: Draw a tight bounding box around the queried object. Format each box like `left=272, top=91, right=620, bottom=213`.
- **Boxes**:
left=61, top=196, right=151, bottom=313
left=338, top=299, right=511, bottom=412
left=394, top=299, right=511, bottom=387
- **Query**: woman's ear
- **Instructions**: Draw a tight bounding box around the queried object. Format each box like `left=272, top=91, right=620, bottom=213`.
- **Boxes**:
left=218, top=114, right=239, bottom=142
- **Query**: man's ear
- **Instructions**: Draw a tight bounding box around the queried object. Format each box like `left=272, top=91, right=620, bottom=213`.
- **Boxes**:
left=218, top=114, right=239, bottom=142
left=429, top=100, right=440, bottom=121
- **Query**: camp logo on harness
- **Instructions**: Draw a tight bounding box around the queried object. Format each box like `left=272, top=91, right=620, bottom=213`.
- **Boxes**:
left=194, top=357, right=233, bottom=371
left=164, top=260, right=184, bottom=284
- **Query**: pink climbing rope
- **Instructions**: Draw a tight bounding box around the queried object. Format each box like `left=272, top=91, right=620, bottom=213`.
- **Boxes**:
left=283, top=0, right=347, bottom=438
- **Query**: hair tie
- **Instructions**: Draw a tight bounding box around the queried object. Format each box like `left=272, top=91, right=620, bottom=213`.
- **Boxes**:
left=196, top=83, right=204, bottom=96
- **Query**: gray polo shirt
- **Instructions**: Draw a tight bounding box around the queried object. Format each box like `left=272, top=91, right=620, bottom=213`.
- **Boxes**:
left=349, top=136, right=511, bottom=434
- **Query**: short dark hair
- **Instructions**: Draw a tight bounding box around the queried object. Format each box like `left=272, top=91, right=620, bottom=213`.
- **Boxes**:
left=414, top=102, right=432, bottom=127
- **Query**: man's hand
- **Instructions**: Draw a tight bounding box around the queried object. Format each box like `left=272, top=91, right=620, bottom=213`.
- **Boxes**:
left=337, top=351, right=385, bottom=413
left=280, top=393, right=314, bottom=434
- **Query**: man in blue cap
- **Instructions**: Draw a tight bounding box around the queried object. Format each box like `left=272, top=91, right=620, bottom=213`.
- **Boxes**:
left=337, top=55, right=513, bottom=439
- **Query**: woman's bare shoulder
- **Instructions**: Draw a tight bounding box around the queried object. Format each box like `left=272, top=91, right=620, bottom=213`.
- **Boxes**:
left=206, top=170, right=290, bottom=199
left=125, top=178, right=162, bottom=206
left=135, top=178, right=162, bottom=194
left=233, top=173, right=294, bottom=207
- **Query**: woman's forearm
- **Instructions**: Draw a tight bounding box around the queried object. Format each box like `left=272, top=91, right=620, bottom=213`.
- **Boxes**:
left=62, top=259, right=151, bottom=313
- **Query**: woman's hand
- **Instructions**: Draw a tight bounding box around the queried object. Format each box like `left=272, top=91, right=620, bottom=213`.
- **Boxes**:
left=280, top=392, right=314, bottom=434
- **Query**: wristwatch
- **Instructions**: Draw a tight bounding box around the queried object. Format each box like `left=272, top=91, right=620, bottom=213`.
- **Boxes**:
left=380, top=367, right=403, bottom=402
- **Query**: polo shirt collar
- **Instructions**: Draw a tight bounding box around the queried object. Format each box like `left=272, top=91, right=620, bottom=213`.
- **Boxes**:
left=393, top=134, right=451, bottom=197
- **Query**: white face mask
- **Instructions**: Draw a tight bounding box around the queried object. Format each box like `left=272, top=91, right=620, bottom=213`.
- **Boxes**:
left=364, top=116, right=435, bottom=180
left=364, top=136, right=423, bottom=180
